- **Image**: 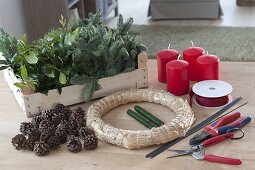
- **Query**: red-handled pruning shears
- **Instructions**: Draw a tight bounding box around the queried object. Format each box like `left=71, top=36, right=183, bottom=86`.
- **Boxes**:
left=189, top=112, right=251, bottom=145
left=167, top=133, right=242, bottom=165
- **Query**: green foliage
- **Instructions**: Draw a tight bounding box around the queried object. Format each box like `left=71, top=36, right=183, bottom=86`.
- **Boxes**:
left=0, top=28, right=17, bottom=64
left=84, top=79, right=101, bottom=102
left=0, top=12, right=147, bottom=102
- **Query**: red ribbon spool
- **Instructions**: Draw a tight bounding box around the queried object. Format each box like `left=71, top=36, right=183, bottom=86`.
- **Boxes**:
left=190, top=80, right=233, bottom=107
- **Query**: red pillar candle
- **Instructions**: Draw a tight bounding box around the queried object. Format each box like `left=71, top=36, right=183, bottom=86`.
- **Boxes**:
left=157, top=49, right=179, bottom=83
left=196, top=54, right=220, bottom=81
left=183, top=46, right=205, bottom=81
left=166, top=60, right=189, bottom=96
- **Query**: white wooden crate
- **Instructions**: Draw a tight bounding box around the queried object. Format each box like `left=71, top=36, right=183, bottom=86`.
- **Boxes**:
left=2, top=52, right=148, bottom=117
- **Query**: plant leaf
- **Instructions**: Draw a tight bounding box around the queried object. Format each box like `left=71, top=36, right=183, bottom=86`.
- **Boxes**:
left=25, top=51, right=38, bottom=64
left=41, top=65, right=55, bottom=78
left=14, top=82, right=28, bottom=89
left=25, top=52, right=38, bottom=64
left=84, top=79, right=100, bottom=102
left=20, top=65, right=28, bottom=81
left=64, top=33, right=72, bottom=46
left=59, top=72, right=67, bottom=84
left=46, top=71, right=55, bottom=78
left=71, top=27, right=81, bottom=42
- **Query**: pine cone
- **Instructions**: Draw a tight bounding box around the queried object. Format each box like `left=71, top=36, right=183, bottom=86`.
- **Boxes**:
left=33, top=141, right=50, bottom=156
left=76, top=107, right=86, bottom=127
left=28, top=128, right=41, bottom=141
left=47, top=136, right=60, bottom=150
left=78, top=127, right=95, bottom=138
left=41, top=109, right=54, bottom=121
left=40, top=128, right=54, bottom=141
left=61, top=107, right=72, bottom=121
left=19, top=122, right=34, bottom=136
left=76, top=107, right=86, bottom=116
left=55, top=122, right=68, bottom=144
left=39, top=120, right=54, bottom=132
left=66, top=136, right=82, bottom=153
left=67, top=120, right=79, bottom=136
left=53, top=103, right=66, bottom=113
left=83, top=134, right=98, bottom=150
left=53, top=103, right=72, bottom=121
left=69, top=107, right=86, bottom=127
left=51, top=115, right=61, bottom=126
left=55, top=132, right=67, bottom=144
left=56, top=121, right=68, bottom=134
left=24, top=137, right=36, bottom=151
left=31, top=115, right=43, bottom=128
left=11, top=134, right=26, bottom=151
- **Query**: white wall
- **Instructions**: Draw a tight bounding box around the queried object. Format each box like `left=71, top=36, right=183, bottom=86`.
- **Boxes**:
left=0, top=0, right=27, bottom=38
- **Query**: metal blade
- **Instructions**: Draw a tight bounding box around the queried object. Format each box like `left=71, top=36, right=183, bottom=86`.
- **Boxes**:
left=166, top=151, right=192, bottom=159
left=167, top=147, right=199, bottom=159
left=167, top=149, right=190, bottom=153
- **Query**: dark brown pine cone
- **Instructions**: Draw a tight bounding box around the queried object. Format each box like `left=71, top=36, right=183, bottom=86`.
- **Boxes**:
left=55, top=132, right=67, bottom=144
left=31, top=115, right=43, bottom=128
left=47, top=136, right=60, bottom=150
left=78, top=127, right=95, bottom=138
left=20, top=122, right=34, bottom=136
left=39, top=120, right=54, bottom=132
left=53, top=103, right=72, bottom=121
left=28, top=128, right=41, bottom=141
left=67, top=120, right=79, bottom=136
left=24, top=137, right=36, bottom=151
left=76, top=107, right=86, bottom=116
left=55, top=122, right=68, bottom=144
left=40, top=128, right=54, bottom=141
left=66, top=135, right=82, bottom=153
left=58, top=120, right=68, bottom=132
left=11, top=134, right=26, bottom=151
left=69, top=107, right=86, bottom=127
left=83, top=134, right=98, bottom=150
left=53, top=103, right=66, bottom=113
left=33, top=141, right=50, bottom=156
left=61, top=107, right=72, bottom=121
left=41, top=109, right=54, bottom=121
left=51, top=115, right=61, bottom=126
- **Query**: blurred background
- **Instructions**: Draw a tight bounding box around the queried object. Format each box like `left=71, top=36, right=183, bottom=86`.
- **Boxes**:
left=0, top=0, right=119, bottom=41
left=1, top=0, right=255, bottom=42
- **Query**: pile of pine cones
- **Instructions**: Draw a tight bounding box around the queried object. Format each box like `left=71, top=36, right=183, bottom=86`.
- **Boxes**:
left=11, top=104, right=98, bottom=156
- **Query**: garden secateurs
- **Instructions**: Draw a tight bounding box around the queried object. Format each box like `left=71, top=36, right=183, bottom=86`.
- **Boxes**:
left=167, top=133, right=242, bottom=165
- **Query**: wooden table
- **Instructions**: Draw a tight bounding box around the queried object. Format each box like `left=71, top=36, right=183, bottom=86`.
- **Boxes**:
left=0, top=60, right=254, bottom=170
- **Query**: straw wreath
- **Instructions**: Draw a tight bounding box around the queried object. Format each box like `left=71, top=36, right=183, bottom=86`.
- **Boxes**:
left=86, top=89, right=194, bottom=149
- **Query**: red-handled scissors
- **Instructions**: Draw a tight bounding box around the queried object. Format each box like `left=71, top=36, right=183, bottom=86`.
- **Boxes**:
left=167, top=133, right=242, bottom=165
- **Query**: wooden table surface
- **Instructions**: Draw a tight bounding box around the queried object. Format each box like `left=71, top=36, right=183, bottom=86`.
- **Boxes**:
left=0, top=60, right=254, bottom=170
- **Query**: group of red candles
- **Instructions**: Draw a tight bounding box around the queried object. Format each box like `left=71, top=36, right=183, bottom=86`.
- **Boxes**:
left=157, top=43, right=220, bottom=96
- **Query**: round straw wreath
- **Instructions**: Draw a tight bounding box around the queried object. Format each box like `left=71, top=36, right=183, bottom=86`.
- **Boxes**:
left=86, top=89, right=194, bottom=149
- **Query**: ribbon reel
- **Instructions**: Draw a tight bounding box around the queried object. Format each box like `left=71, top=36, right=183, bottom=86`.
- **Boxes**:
left=190, top=80, right=233, bottom=107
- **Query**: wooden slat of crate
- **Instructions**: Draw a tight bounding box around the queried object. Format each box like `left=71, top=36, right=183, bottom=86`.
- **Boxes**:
left=237, top=0, right=255, bottom=6
left=3, top=68, right=27, bottom=113
left=2, top=52, right=148, bottom=117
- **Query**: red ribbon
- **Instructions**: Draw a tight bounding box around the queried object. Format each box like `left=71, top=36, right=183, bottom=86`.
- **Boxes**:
left=189, top=90, right=230, bottom=107
left=196, top=95, right=230, bottom=107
